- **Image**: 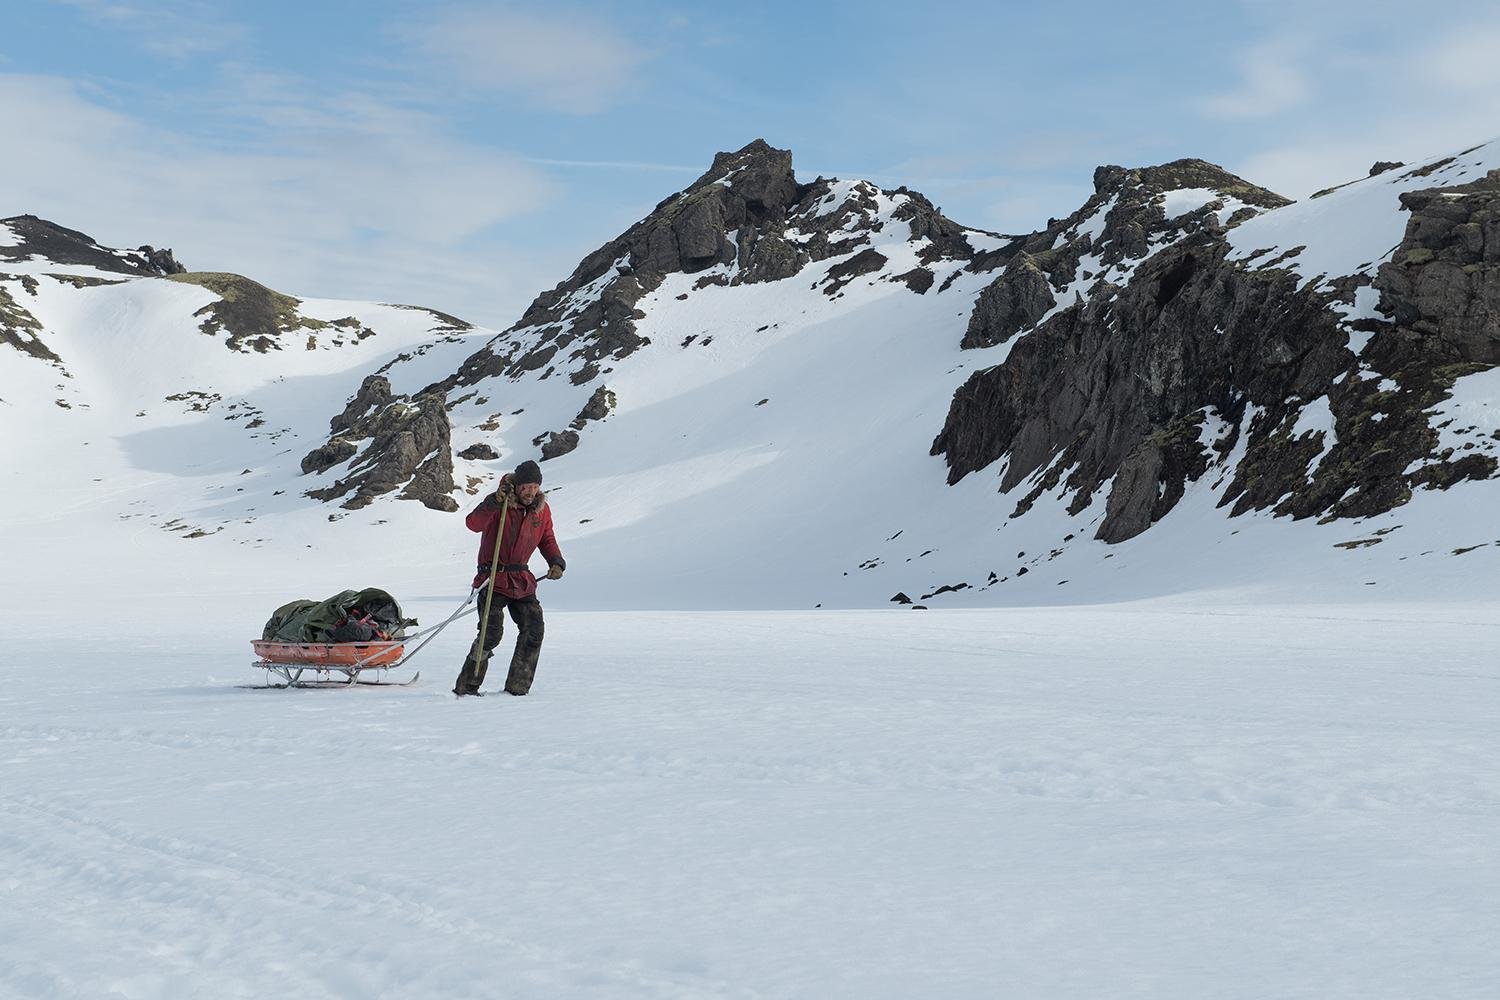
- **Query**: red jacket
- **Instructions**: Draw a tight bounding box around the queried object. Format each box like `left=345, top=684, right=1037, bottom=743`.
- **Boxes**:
left=467, top=476, right=565, bottom=598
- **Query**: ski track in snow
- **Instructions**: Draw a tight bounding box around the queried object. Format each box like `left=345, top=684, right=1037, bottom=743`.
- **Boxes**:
left=2, top=601, right=1498, bottom=999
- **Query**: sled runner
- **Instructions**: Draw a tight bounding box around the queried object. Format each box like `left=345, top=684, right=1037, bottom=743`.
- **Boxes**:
left=249, top=639, right=419, bottom=688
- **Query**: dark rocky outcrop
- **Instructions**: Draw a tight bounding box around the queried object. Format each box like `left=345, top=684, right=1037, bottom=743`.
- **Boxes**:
left=895, top=189, right=978, bottom=263
left=457, top=442, right=499, bottom=461
left=1375, top=170, right=1500, bottom=364
left=570, top=385, right=617, bottom=429
left=738, top=231, right=806, bottom=283
left=301, top=438, right=358, bottom=475
left=301, top=375, right=458, bottom=511
left=935, top=234, right=1347, bottom=540
left=435, top=141, right=806, bottom=393
left=0, top=279, right=58, bottom=363
left=538, top=430, right=580, bottom=461
left=523, top=385, right=618, bottom=464
left=958, top=159, right=1291, bottom=352
left=1097, top=412, right=1214, bottom=542
left=0, top=215, right=186, bottom=276
left=822, top=248, right=887, bottom=296
left=329, top=372, right=393, bottom=435
left=140, top=246, right=187, bottom=275
left=897, top=267, right=935, bottom=293
left=933, top=164, right=1500, bottom=542
left=962, top=254, right=1055, bottom=349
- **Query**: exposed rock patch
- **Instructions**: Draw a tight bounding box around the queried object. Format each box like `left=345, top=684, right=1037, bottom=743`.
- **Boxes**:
left=1375, top=169, right=1500, bottom=364
left=538, top=430, right=580, bottom=461
left=168, top=273, right=370, bottom=354
left=896, top=267, right=935, bottom=293
left=0, top=280, right=57, bottom=363
left=822, top=248, right=888, bottom=296
left=458, top=443, right=499, bottom=461
left=301, top=375, right=458, bottom=511
left=570, top=385, right=617, bottom=429
left=962, top=254, right=1055, bottom=349
left=525, top=385, right=619, bottom=463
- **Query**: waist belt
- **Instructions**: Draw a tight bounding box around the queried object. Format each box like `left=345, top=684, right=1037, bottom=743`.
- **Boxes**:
left=479, top=563, right=530, bottom=574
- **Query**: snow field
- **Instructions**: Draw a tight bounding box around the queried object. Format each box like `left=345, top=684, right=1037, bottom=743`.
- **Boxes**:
left=2, top=598, right=1498, bottom=998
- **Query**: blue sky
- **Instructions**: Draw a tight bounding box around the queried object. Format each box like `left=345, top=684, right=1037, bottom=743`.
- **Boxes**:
left=4, top=0, right=1499, bottom=326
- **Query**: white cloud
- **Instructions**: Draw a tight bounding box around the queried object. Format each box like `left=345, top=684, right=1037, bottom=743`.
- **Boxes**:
left=411, top=6, right=648, bottom=115
left=1197, top=36, right=1311, bottom=120
left=0, top=73, right=562, bottom=326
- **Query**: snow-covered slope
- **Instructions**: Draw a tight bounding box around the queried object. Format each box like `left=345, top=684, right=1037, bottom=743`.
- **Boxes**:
left=4, top=138, right=1500, bottom=611
left=0, top=216, right=491, bottom=608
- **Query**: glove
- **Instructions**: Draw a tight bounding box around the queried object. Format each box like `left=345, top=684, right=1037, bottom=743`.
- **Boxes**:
left=546, top=564, right=564, bottom=581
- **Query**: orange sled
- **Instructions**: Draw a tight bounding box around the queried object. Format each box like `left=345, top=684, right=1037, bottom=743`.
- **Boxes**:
left=246, top=590, right=488, bottom=690
left=250, top=639, right=418, bottom=688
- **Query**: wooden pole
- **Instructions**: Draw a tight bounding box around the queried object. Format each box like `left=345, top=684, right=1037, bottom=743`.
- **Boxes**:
left=469, top=495, right=510, bottom=690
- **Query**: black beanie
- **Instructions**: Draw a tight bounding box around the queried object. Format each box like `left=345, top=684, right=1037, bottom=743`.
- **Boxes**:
left=513, top=459, right=543, bottom=486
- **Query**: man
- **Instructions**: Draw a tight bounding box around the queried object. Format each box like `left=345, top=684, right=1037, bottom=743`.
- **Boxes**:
left=453, top=459, right=565, bottom=697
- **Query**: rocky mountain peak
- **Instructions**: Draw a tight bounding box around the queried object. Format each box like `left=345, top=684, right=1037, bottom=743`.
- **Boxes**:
left=1091, top=158, right=1290, bottom=210
left=687, top=138, right=800, bottom=215
left=436, top=140, right=976, bottom=398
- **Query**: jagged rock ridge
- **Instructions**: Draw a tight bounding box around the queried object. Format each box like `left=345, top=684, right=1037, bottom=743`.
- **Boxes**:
left=932, top=162, right=1500, bottom=543
left=958, top=159, right=1291, bottom=350
left=301, top=374, right=459, bottom=512
left=431, top=139, right=980, bottom=397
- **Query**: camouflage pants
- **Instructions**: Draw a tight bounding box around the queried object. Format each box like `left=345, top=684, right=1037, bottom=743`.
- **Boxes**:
left=454, top=592, right=545, bottom=695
